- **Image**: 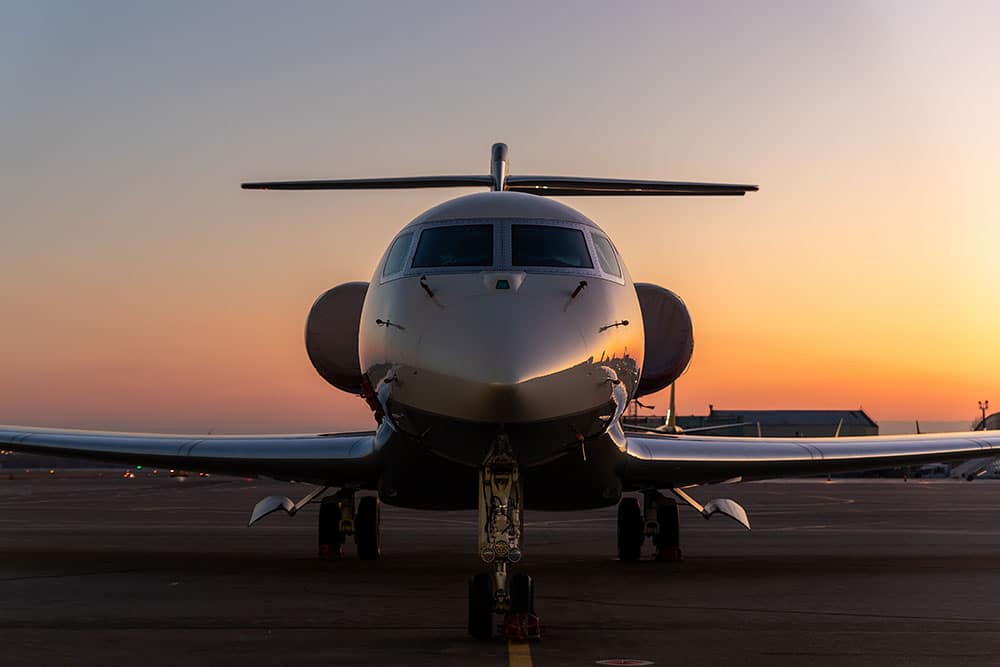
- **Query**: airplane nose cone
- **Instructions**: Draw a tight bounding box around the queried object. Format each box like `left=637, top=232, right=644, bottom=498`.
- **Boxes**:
left=423, top=300, right=577, bottom=385
left=391, top=294, right=616, bottom=423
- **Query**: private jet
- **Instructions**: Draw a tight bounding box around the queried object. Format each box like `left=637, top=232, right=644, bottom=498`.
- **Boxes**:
left=3, top=143, right=999, bottom=639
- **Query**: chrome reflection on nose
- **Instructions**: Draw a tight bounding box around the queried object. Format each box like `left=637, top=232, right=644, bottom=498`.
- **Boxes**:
left=417, top=298, right=587, bottom=387
left=385, top=295, right=622, bottom=424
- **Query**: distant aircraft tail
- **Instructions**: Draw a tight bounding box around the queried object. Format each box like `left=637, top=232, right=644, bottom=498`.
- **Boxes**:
left=624, top=382, right=749, bottom=435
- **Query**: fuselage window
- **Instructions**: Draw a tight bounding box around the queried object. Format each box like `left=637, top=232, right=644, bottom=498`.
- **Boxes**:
left=511, top=224, right=593, bottom=269
left=412, top=224, right=494, bottom=268
left=592, top=234, right=622, bottom=278
left=382, top=232, right=413, bottom=277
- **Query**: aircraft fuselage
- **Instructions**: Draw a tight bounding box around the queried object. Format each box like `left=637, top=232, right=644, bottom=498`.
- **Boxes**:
left=356, top=192, right=645, bottom=508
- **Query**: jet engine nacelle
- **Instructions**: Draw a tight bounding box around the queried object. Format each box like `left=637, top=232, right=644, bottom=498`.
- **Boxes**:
left=305, top=282, right=368, bottom=394
left=635, top=283, right=694, bottom=398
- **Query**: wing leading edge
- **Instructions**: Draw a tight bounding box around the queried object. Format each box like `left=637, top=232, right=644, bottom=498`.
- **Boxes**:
left=622, top=431, right=1000, bottom=488
left=0, top=425, right=379, bottom=486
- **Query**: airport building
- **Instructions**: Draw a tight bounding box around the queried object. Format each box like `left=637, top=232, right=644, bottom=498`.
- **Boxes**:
left=626, top=408, right=1000, bottom=479
left=975, top=413, right=1000, bottom=431
left=627, top=408, right=879, bottom=437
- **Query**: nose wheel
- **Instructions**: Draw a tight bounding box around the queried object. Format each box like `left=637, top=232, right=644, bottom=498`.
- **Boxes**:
left=468, top=435, right=541, bottom=640
left=467, top=573, right=495, bottom=639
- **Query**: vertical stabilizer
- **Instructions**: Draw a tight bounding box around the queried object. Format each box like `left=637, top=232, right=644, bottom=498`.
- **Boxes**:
left=490, top=143, right=509, bottom=191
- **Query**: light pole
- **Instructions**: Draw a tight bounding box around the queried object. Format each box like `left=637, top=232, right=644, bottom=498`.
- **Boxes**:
left=978, top=400, right=990, bottom=430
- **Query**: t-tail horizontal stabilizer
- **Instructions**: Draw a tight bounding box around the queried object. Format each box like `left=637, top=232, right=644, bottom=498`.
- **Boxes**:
left=241, top=143, right=758, bottom=197
left=671, top=486, right=751, bottom=530
left=248, top=485, right=328, bottom=527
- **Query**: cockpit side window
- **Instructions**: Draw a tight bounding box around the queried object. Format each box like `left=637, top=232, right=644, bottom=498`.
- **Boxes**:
left=511, top=224, right=593, bottom=269
left=412, top=224, right=493, bottom=268
left=382, top=232, right=413, bottom=277
left=591, top=234, right=622, bottom=278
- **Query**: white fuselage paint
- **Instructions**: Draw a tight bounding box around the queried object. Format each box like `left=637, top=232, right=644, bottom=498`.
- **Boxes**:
left=357, top=192, right=644, bottom=468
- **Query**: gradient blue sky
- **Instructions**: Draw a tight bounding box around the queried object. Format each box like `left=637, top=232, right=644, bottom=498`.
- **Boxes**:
left=1, top=2, right=998, bottom=432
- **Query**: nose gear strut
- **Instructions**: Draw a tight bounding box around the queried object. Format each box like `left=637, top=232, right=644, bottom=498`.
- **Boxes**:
left=468, top=434, right=540, bottom=640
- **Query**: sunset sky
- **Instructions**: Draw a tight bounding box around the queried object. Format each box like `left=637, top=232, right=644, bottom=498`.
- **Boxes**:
left=1, top=2, right=997, bottom=433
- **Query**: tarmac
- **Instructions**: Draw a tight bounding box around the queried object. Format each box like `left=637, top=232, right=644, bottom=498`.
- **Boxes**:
left=2, top=473, right=1000, bottom=666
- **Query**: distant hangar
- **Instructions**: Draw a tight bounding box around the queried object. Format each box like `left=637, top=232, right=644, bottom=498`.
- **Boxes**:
left=628, top=408, right=879, bottom=437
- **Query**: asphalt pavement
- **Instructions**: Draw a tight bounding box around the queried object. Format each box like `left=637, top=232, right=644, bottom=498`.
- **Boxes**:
left=2, top=474, right=1000, bottom=666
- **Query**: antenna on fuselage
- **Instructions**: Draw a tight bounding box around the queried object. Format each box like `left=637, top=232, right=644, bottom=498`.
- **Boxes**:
left=241, top=143, right=758, bottom=196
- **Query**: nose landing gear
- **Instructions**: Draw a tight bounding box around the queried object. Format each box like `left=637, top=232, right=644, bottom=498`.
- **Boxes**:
left=468, top=435, right=540, bottom=640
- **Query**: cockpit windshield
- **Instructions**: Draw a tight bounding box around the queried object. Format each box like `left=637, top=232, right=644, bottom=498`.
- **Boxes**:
left=511, top=224, right=593, bottom=269
left=382, top=232, right=413, bottom=276
left=412, top=224, right=493, bottom=268
left=591, top=234, right=621, bottom=278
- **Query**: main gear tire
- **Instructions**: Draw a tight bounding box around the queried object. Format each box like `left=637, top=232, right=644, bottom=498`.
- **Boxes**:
left=617, top=497, right=644, bottom=562
left=317, top=496, right=345, bottom=560
left=653, top=498, right=682, bottom=561
left=355, top=495, right=381, bottom=561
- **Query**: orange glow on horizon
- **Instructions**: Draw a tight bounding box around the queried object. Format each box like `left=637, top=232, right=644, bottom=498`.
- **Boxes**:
left=2, top=4, right=997, bottom=432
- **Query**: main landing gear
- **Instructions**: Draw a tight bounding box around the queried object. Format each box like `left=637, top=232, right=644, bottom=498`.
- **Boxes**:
left=617, top=491, right=682, bottom=562
left=618, top=488, right=752, bottom=561
left=318, top=489, right=381, bottom=560
left=468, top=435, right=540, bottom=641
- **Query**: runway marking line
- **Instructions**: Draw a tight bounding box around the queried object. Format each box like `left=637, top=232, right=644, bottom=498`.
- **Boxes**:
left=508, top=640, right=533, bottom=667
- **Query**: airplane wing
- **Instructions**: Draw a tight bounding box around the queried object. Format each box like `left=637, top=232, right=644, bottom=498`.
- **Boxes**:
left=0, top=425, right=379, bottom=486
left=621, top=431, right=1000, bottom=488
